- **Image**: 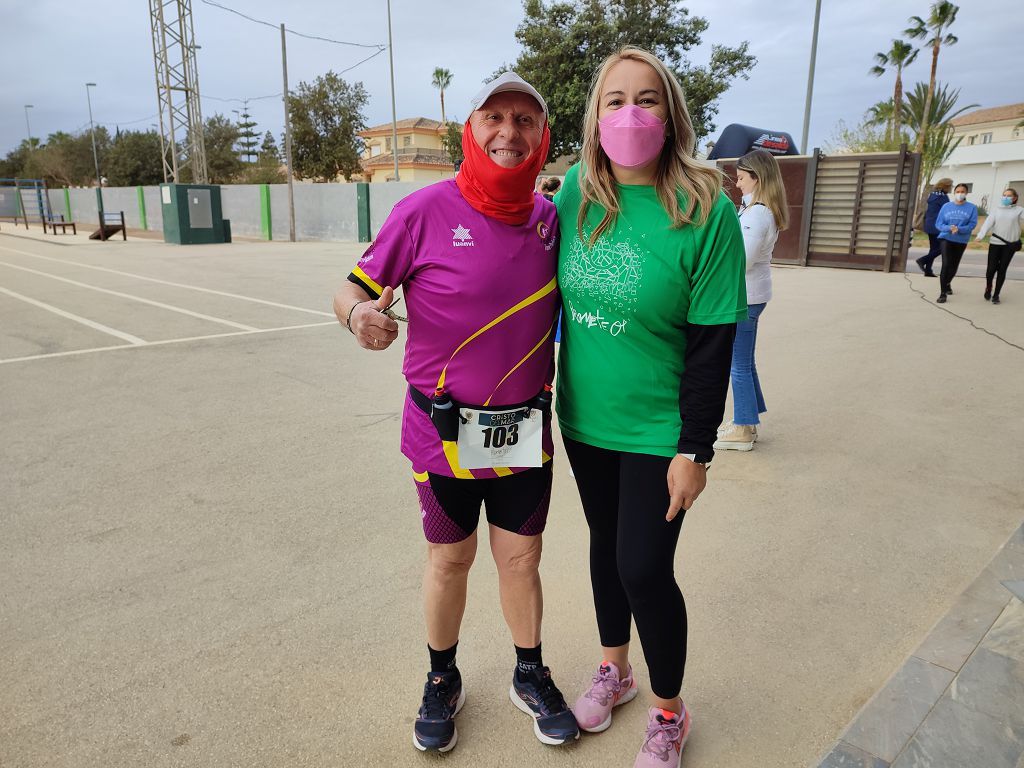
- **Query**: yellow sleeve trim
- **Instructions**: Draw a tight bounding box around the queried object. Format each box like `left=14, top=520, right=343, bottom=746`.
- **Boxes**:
left=351, top=266, right=384, bottom=297
left=412, top=469, right=429, bottom=483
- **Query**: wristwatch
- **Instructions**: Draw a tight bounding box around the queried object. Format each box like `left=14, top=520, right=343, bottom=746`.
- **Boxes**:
left=680, top=453, right=711, bottom=468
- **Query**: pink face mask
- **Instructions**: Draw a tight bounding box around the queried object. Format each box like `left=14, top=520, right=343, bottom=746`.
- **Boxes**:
left=598, top=105, right=667, bottom=168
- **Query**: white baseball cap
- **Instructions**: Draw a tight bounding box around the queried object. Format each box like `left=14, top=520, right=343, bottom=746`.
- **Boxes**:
left=470, top=71, right=548, bottom=118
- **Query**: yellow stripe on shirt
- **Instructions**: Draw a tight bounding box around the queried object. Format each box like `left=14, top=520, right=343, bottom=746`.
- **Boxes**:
left=351, top=266, right=383, bottom=297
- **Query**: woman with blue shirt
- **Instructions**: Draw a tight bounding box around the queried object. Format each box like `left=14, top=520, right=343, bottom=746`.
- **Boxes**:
left=935, top=183, right=978, bottom=304
left=916, top=178, right=951, bottom=277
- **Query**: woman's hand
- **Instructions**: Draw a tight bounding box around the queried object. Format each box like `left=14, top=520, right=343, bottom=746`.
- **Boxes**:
left=666, top=454, right=707, bottom=521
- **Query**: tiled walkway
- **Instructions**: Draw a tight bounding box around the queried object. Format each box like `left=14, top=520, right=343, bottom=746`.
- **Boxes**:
left=817, top=524, right=1024, bottom=768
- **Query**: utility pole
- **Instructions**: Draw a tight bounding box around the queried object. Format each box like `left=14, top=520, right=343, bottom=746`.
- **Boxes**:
left=85, top=83, right=104, bottom=217
left=23, top=105, right=34, bottom=149
left=800, top=0, right=823, bottom=155
left=149, top=0, right=208, bottom=183
left=281, top=23, right=296, bottom=241
left=386, top=0, right=400, bottom=181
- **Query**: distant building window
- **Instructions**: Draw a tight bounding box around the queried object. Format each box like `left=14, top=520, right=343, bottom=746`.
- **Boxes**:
left=967, top=135, right=976, bottom=145
left=1014, top=129, right=1021, bottom=138
left=385, top=138, right=392, bottom=151
left=981, top=133, right=993, bottom=144
left=962, top=183, right=973, bottom=192
left=403, top=135, right=412, bottom=148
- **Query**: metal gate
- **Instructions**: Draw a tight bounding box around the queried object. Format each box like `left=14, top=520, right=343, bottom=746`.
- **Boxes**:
left=717, top=146, right=920, bottom=272
left=802, top=147, right=920, bottom=271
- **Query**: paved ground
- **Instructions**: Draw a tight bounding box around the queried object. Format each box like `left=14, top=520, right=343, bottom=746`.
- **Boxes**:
left=2, top=229, right=1022, bottom=767
left=906, top=244, right=1024, bottom=284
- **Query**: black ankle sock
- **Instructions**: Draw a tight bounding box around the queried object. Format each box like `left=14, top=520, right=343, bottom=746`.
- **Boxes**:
left=515, top=643, right=543, bottom=675
left=428, top=642, right=458, bottom=673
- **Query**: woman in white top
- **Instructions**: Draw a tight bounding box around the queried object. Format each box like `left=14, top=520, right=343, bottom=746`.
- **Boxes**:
left=976, top=187, right=1024, bottom=304
left=715, top=149, right=789, bottom=451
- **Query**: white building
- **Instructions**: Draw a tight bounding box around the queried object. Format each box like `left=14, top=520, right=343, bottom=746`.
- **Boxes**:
left=932, top=103, right=1024, bottom=211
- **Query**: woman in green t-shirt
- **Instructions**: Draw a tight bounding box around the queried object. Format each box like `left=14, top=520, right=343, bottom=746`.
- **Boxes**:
left=554, top=47, right=746, bottom=766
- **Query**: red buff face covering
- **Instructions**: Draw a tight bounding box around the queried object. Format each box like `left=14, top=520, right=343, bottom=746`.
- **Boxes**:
left=456, top=118, right=551, bottom=226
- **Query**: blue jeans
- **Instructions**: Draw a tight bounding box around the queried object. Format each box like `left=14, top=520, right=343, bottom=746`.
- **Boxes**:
left=730, top=303, right=767, bottom=425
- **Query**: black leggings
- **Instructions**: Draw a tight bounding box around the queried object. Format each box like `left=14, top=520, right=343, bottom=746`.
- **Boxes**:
left=940, top=240, right=967, bottom=293
left=986, top=243, right=1016, bottom=298
left=563, top=436, right=687, bottom=699
left=921, top=232, right=942, bottom=271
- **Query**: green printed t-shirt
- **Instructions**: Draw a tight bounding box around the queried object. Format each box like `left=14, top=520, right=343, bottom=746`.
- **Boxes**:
left=554, top=163, right=747, bottom=457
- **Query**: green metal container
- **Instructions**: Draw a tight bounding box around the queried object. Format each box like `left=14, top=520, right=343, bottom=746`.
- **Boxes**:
left=160, top=183, right=229, bottom=245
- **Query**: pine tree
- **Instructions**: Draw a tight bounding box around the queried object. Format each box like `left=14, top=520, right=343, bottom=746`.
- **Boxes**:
left=236, top=104, right=259, bottom=163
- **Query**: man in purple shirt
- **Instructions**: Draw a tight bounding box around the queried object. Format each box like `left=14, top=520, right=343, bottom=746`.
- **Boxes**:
left=333, top=72, right=577, bottom=753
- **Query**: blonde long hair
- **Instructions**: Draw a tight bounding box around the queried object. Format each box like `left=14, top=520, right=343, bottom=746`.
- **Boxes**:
left=737, top=149, right=790, bottom=231
left=578, top=47, right=721, bottom=246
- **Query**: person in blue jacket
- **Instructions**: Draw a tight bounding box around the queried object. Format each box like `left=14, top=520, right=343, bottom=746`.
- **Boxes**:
left=935, top=183, right=978, bottom=303
left=916, top=177, right=952, bottom=277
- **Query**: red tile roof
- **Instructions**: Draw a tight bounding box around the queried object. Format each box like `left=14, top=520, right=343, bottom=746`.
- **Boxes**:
left=950, top=103, right=1024, bottom=127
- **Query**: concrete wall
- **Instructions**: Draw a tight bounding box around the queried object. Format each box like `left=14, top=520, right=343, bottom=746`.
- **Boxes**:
left=369, top=182, right=431, bottom=237
left=101, top=187, right=144, bottom=229
left=67, top=188, right=99, bottom=225
left=220, top=185, right=263, bottom=239
left=144, top=186, right=164, bottom=232
left=47, top=190, right=66, bottom=220
left=49, top=180, right=435, bottom=242
left=292, top=183, right=359, bottom=242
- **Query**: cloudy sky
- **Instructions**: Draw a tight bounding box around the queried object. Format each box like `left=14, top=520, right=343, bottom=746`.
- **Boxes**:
left=2, top=0, right=1017, bottom=160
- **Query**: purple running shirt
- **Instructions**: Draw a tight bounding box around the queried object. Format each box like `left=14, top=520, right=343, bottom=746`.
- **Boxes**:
left=348, top=179, right=559, bottom=479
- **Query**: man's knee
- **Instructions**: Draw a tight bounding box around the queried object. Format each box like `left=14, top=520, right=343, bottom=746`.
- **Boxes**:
left=427, top=543, right=476, bottom=580
left=494, top=536, right=543, bottom=577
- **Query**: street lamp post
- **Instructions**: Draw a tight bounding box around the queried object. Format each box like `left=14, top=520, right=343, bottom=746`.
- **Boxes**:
left=85, top=82, right=104, bottom=218
left=800, top=0, right=823, bottom=155
left=23, top=105, right=34, bottom=149
left=386, top=0, right=399, bottom=182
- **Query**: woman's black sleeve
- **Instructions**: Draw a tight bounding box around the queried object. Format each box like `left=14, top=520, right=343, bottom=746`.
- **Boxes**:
left=678, top=322, right=737, bottom=461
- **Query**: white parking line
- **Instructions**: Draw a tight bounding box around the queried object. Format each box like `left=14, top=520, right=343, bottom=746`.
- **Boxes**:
left=0, top=286, right=146, bottom=345
left=0, top=261, right=259, bottom=332
left=0, top=321, right=337, bottom=365
left=0, top=245, right=335, bottom=317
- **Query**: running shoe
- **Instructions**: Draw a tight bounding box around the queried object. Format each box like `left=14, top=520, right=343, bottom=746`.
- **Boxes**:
left=413, top=668, right=466, bottom=752
left=509, top=666, right=580, bottom=745
left=634, top=704, right=692, bottom=768
left=718, top=421, right=757, bottom=442
left=714, top=423, right=755, bottom=451
left=574, top=660, right=638, bottom=732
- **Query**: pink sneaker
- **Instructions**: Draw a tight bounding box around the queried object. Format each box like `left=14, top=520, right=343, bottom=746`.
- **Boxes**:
left=633, top=704, right=691, bottom=767
left=572, top=661, right=638, bottom=732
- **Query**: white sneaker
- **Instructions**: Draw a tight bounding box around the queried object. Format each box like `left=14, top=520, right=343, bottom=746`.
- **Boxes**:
left=714, top=423, right=755, bottom=451
left=718, top=421, right=758, bottom=442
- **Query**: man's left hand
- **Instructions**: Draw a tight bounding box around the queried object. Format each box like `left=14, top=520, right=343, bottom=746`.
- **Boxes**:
left=666, top=454, right=707, bottom=522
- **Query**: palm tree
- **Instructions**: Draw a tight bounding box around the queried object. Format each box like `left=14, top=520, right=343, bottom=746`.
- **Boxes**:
left=905, top=2, right=959, bottom=155
left=866, top=100, right=897, bottom=137
left=869, top=40, right=919, bottom=143
left=432, top=67, right=453, bottom=126
left=902, top=81, right=976, bottom=228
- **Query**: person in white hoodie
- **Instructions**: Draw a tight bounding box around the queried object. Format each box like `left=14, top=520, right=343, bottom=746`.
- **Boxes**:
left=716, top=149, right=789, bottom=451
left=976, top=187, right=1024, bottom=304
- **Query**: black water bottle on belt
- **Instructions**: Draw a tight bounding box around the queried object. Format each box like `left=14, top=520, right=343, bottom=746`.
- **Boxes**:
left=431, top=388, right=459, bottom=441
left=535, top=384, right=553, bottom=417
